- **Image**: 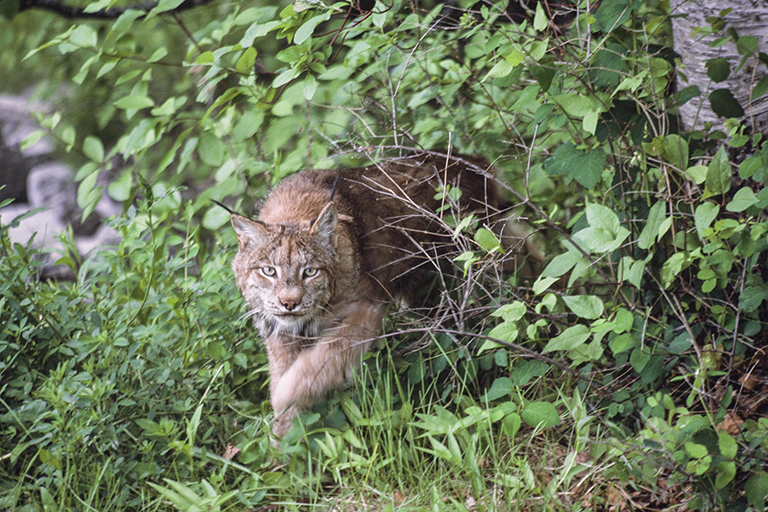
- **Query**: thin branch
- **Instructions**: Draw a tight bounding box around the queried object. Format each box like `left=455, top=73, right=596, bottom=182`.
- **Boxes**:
left=18, top=0, right=217, bottom=20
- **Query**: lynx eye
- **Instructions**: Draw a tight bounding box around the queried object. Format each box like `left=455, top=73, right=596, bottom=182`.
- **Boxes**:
left=303, top=267, right=319, bottom=278
left=260, top=266, right=276, bottom=277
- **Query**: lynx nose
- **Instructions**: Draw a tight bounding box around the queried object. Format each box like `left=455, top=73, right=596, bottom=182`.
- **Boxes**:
left=280, top=298, right=300, bottom=311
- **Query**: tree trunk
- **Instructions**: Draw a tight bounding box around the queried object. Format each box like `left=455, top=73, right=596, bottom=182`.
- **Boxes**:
left=671, top=0, right=768, bottom=134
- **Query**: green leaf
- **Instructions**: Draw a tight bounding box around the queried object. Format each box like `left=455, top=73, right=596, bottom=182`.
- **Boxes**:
left=533, top=1, right=547, bottom=31
left=475, top=227, right=503, bottom=253
left=629, top=347, right=650, bottom=373
left=501, top=412, right=521, bottom=437
left=207, top=341, right=229, bottom=360
left=715, top=461, right=736, bottom=490
left=61, top=125, right=76, bottom=148
left=618, top=257, right=645, bottom=288
left=294, top=11, right=331, bottom=44
left=726, top=187, right=758, bottom=212
left=233, top=110, right=265, bottom=142
left=709, top=89, right=744, bottom=119
left=717, top=430, right=738, bottom=459
left=567, top=338, right=604, bottom=364
left=694, top=202, right=720, bottom=237
left=736, top=35, right=757, bottom=56
left=684, top=441, right=708, bottom=459
left=107, top=171, right=133, bottom=202
left=454, top=250, right=480, bottom=277
left=661, top=252, right=691, bottom=288
left=662, top=134, right=689, bottom=169
left=745, top=472, right=768, bottom=509
left=79, top=186, right=103, bottom=223
left=542, top=250, right=581, bottom=278
left=147, top=47, right=168, bottom=63
left=613, top=308, right=633, bottom=333
left=562, top=295, right=604, bottom=320
left=20, top=130, right=46, bottom=152
left=572, top=224, right=629, bottom=254
left=739, top=285, right=768, bottom=313
left=113, top=95, right=154, bottom=110
left=236, top=47, right=257, bottom=74
left=273, top=67, right=299, bottom=88
left=69, top=25, right=98, bottom=48
left=552, top=93, right=599, bottom=117
left=149, top=0, right=185, bottom=15
left=705, top=146, right=731, bottom=196
left=504, top=49, right=524, bottom=67
left=594, top=0, right=638, bottom=32
left=586, top=203, right=620, bottom=234
left=407, top=86, right=438, bottom=109
left=491, top=302, right=526, bottom=322
left=609, top=333, right=637, bottom=355
left=583, top=109, right=599, bottom=135
left=83, top=135, right=104, bottom=162
left=532, top=275, right=558, bottom=295
left=522, top=401, right=560, bottom=429
left=511, top=360, right=547, bottom=386
left=542, top=143, right=606, bottom=189
left=685, top=165, right=707, bottom=184
left=739, top=154, right=764, bottom=179
left=676, top=85, right=700, bottom=106
left=482, top=377, right=514, bottom=401
left=487, top=59, right=515, bottom=79
left=638, top=200, right=666, bottom=249
left=705, top=58, right=730, bottom=83
left=195, top=51, right=214, bottom=64
left=202, top=205, right=231, bottom=230
left=529, top=64, right=555, bottom=92
left=667, top=332, right=691, bottom=354
left=542, top=325, right=590, bottom=353
left=487, top=322, right=519, bottom=344
left=303, top=74, right=318, bottom=101
left=753, top=75, right=768, bottom=98
left=589, top=44, right=628, bottom=88
left=39, top=449, right=62, bottom=471
left=198, top=132, right=225, bottom=167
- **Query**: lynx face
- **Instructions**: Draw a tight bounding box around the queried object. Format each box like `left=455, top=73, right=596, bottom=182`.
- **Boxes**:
left=231, top=204, right=338, bottom=337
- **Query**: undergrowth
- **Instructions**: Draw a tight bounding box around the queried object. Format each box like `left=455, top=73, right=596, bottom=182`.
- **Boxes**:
left=2, top=0, right=768, bottom=510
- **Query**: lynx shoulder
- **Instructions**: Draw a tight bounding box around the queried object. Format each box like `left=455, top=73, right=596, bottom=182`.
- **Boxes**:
left=227, top=151, right=534, bottom=437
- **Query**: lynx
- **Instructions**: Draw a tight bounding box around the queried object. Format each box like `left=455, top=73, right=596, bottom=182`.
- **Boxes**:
left=228, top=151, right=534, bottom=437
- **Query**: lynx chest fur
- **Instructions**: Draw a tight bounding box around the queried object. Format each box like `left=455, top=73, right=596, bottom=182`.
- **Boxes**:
left=229, top=152, right=502, bottom=437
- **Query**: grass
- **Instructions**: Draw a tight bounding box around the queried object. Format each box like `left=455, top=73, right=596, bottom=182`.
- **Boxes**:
left=1, top=196, right=763, bottom=512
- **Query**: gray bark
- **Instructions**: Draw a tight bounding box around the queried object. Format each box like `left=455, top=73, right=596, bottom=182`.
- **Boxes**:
left=672, top=0, right=768, bottom=133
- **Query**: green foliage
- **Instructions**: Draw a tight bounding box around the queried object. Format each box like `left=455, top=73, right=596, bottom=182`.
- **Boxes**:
left=1, top=0, right=767, bottom=509
left=0, top=200, right=269, bottom=509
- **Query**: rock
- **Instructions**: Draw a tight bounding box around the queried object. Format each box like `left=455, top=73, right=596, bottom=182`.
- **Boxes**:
left=0, top=162, right=122, bottom=279
left=0, top=203, right=72, bottom=279
left=0, top=93, right=54, bottom=205
left=0, top=93, right=54, bottom=156
left=0, top=93, right=123, bottom=279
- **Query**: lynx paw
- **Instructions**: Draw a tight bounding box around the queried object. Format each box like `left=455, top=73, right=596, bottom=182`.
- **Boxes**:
left=272, top=405, right=298, bottom=438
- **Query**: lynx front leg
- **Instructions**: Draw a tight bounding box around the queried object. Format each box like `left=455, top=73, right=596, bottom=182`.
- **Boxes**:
left=271, top=300, right=387, bottom=424
left=264, top=333, right=303, bottom=394
left=264, top=333, right=304, bottom=437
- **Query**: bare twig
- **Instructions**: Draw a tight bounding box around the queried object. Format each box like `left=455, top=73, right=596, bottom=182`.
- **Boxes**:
left=18, top=0, right=217, bottom=19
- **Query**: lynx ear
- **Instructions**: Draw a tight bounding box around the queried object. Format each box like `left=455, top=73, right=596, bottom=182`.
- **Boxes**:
left=310, top=202, right=338, bottom=248
left=231, top=214, right=268, bottom=250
